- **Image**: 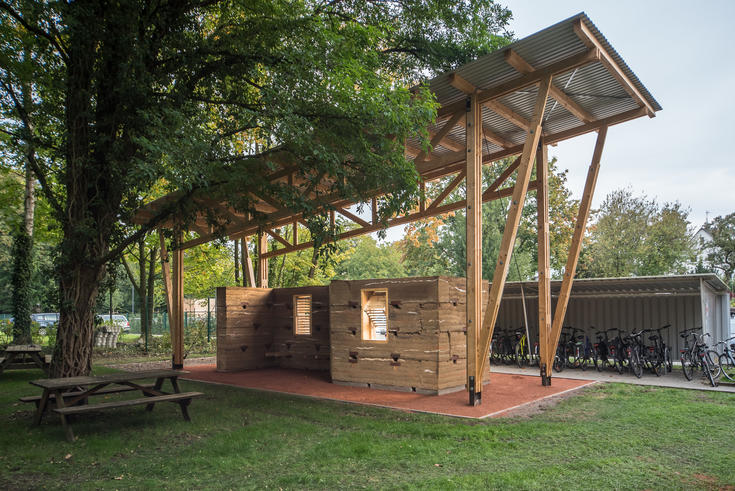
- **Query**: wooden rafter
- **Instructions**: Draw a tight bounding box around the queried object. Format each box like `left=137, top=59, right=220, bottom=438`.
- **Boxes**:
left=265, top=228, right=292, bottom=248
left=336, top=207, right=371, bottom=228
left=448, top=73, right=515, bottom=148
left=426, top=170, right=466, bottom=211
left=504, top=49, right=595, bottom=124
left=416, top=110, right=464, bottom=162
left=482, top=100, right=531, bottom=131
left=437, top=48, right=600, bottom=118
left=476, top=75, right=553, bottom=385
left=573, top=20, right=655, bottom=117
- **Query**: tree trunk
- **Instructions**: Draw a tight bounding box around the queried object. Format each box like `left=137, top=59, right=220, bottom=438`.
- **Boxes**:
left=52, top=8, right=109, bottom=378
left=308, top=247, right=319, bottom=280
left=138, top=239, right=148, bottom=343
left=145, top=245, right=156, bottom=347
left=11, top=230, right=33, bottom=345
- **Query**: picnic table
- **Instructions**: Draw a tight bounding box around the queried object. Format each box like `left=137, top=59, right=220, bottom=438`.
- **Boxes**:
left=0, top=345, right=50, bottom=376
left=26, top=369, right=203, bottom=441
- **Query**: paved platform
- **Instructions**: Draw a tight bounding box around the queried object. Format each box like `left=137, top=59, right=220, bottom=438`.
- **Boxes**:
left=181, top=366, right=594, bottom=419
left=490, top=365, right=735, bottom=393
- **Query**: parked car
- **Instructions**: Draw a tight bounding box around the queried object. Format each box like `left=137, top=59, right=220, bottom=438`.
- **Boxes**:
left=31, top=313, right=59, bottom=336
left=96, top=314, right=131, bottom=332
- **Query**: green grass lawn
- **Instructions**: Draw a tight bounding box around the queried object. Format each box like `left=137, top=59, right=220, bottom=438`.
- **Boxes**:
left=0, top=368, right=733, bottom=490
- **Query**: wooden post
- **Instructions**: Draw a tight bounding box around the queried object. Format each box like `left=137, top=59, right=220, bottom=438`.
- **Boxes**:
left=536, top=143, right=552, bottom=385
left=159, top=230, right=173, bottom=324
left=546, top=126, right=608, bottom=377
left=242, top=236, right=256, bottom=287
left=257, top=232, right=268, bottom=288
left=171, top=231, right=184, bottom=369
left=477, top=76, right=553, bottom=384
left=466, top=93, right=483, bottom=406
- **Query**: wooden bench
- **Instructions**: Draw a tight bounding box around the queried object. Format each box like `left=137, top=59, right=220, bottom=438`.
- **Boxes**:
left=53, top=392, right=204, bottom=421
left=20, top=383, right=155, bottom=408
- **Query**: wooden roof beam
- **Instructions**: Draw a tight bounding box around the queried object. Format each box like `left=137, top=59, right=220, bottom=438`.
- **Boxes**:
left=447, top=73, right=516, bottom=147
left=438, top=48, right=600, bottom=118
left=504, top=49, right=595, bottom=124
left=415, top=110, right=464, bottom=162
left=572, top=19, right=655, bottom=117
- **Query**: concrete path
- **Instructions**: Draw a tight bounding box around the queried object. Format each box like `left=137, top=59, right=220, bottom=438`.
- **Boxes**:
left=490, top=364, right=735, bottom=393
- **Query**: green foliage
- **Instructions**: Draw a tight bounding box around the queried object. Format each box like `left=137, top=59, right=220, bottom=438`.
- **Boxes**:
left=335, top=236, right=406, bottom=280
left=578, top=189, right=696, bottom=277
left=10, top=228, right=32, bottom=343
left=703, top=212, right=735, bottom=285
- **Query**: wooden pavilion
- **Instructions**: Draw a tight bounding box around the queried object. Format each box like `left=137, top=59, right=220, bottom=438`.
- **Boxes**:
left=134, top=13, right=661, bottom=405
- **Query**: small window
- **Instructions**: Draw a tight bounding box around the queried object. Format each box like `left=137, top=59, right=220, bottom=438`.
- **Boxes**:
left=361, top=289, right=388, bottom=341
left=293, top=295, right=312, bottom=335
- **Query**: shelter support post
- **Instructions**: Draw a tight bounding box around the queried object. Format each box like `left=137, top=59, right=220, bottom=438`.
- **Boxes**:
left=159, top=230, right=174, bottom=324
left=466, top=92, right=483, bottom=406
left=171, top=230, right=185, bottom=369
left=243, top=236, right=256, bottom=287
left=476, top=76, right=553, bottom=391
left=536, top=143, right=552, bottom=386
left=545, top=126, right=608, bottom=380
left=257, top=232, right=268, bottom=288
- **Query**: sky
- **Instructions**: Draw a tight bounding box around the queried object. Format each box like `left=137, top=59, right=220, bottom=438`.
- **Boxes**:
left=381, top=0, right=734, bottom=242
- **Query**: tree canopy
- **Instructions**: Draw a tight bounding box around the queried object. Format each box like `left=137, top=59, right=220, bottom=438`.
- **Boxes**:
left=0, top=0, right=512, bottom=375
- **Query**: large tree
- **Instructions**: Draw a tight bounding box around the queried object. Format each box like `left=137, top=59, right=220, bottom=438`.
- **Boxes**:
left=704, top=212, right=735, bottom=288
left=0, top=0, right=511, bottom=376
left=578, top=188, right=696, bottom=278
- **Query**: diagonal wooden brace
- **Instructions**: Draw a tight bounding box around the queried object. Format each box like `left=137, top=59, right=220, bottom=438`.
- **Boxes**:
left=475, top=76, right=553, bottom=388
left=545, top=126, right=608, bottom=377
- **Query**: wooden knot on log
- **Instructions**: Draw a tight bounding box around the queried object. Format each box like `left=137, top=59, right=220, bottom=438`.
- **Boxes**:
left=242, top=304, right=248, bottom=309
left=390, top=301, right=402, bottom=309
left=240, top=345, right=248, bottom=352
left=348, top=301, right=359, bottom=309
left=349, top=351, right=358, bottom=363
left=349, top=328, right=357, bottom=336
left=452, top=354, right=459, bottom=364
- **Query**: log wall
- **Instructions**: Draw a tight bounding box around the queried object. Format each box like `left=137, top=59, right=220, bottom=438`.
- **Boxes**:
left=216, top=286, right=330, bottom=372
left=329, top=277, right=487, bottom=394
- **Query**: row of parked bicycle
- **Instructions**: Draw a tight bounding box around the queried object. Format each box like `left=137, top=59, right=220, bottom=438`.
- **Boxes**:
left=490, top=325, right=735, bottom=387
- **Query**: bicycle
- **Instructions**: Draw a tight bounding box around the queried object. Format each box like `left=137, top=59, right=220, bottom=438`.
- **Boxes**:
left=716, top=336, right=735, bottom=382
left=680, top=328, right=719, bottom=387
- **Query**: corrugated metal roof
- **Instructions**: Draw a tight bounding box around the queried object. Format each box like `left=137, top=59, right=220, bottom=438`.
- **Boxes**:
left=501, top=274, right=730, bottom=298
left=418, top=12, right=661, bottom=157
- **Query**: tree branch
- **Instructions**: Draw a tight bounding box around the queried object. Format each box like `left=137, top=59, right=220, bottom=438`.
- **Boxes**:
left=0, top=2, right=69, bottom=63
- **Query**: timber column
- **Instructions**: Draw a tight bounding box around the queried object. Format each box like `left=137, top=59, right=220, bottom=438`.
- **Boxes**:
left=536, top=143, right=552, bottom=385
left=257, top=232, right=268, bottom=288
left=465, top=93, right=483, bottom=406
left=171, top=231, right=184, bottom=369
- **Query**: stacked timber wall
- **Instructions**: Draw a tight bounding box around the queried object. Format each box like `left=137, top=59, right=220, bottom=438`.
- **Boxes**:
left=216, top=286, right=330, bottom=372
left=329, top=277, right=487, bottom=395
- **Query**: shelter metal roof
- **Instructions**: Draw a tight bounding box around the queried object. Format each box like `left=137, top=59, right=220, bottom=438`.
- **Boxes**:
left=134, top=12, right=661, bottom=252
left=501, top=274, right=729, bottom=299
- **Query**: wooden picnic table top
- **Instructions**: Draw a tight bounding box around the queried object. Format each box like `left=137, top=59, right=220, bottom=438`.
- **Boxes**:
left=4, top=344, right=43, bottom=353
left=30, top=369, right=189, bottom=390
